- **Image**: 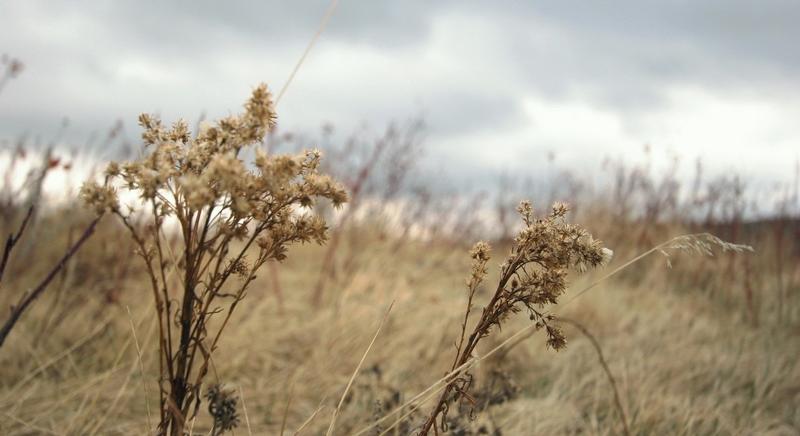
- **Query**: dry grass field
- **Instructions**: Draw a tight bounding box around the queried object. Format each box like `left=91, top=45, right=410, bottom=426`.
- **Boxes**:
left=1, top=211, right=798, bottom=435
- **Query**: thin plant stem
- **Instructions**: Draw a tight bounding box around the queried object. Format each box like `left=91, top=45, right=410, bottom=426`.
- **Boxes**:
left=326, top=300, right=394, bottom=436
left=560, top=318, right=630, bottom=436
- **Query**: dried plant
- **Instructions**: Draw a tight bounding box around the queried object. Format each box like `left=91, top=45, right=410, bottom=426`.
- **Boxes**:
left=206, top=384, right=240, bottom=436
left=417, top=201, right=612, bottom=435
left=81, top=84, right=347, bottom=435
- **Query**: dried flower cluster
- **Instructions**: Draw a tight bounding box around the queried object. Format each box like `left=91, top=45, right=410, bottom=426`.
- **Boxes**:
left=418, top=201, right=611, bottom=435
left=206, top=384, right=240, bottom=436
left=81, top=84, right=346, bottom=436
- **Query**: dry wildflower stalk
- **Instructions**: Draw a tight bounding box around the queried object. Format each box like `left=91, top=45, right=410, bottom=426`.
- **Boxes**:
left=417, top=201, right=611, bottom=435
left=81, top=84, right=347, bottom=435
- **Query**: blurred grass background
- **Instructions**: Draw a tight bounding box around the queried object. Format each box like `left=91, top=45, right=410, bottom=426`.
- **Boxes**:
left=0, top=123, right=797, bottom=434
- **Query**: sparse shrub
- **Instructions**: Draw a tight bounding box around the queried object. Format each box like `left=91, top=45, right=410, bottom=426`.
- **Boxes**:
left=81, top=84, right=347, bottom=435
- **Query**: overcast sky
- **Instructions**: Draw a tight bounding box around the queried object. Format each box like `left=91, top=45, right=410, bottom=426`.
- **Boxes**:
left=1, top=1, right=798, bottom=191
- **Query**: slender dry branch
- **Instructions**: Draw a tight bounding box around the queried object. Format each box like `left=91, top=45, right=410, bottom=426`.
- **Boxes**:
left=560, top=318, right=630, bottom=436
left=0, top=214, right=101, bottom=348
left=0, top=205, right=34, bottom=283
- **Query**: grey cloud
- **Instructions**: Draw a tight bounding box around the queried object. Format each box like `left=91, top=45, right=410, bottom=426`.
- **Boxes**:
left=74, top=1, right=444, bottom=54
left=422, top=91, right=526, bottom=137
left=0, top=0, right=797, bottom=188
left=530, top=1, right=800, bottom=69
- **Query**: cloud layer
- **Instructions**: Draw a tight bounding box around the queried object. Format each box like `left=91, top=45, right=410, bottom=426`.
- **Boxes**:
left=1, top=1, right=798, bottom=188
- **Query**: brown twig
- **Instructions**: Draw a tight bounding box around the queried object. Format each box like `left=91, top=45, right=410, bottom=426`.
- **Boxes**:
left=559, top=318, right=631, bottom=436
left=0, top=205, right=34, bottom=283
left=0, top=214, right=101, bottom=348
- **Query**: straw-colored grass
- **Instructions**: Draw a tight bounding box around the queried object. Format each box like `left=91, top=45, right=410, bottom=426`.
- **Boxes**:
left=0, top=221, right=797, bottom=434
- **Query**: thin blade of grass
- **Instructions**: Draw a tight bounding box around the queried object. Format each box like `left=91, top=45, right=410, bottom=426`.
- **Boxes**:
left=275, top=0, right=340, bottom=106
left=127, top=305, right=152, bottom=433
left=325, top=300, right=394, bottom=436
left=8, top=317, right=111, bottom=394
left=293, top=398, right=327, bottom=436
left=240, top=384, right=253, bottom=436
left=280, top=372, right=298, bottom=436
